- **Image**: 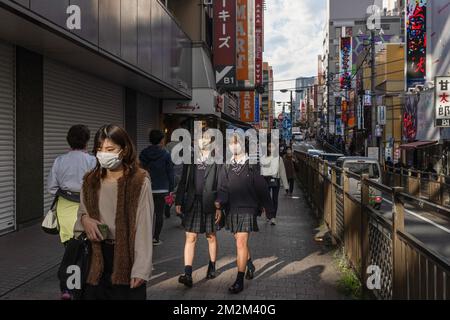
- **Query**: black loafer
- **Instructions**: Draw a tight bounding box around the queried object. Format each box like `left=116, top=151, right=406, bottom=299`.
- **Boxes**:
left=178, top=274, right=193, bottom=288
left=246, top=264, right=256, bottom=280
left=228, top=282, right=244, bottom=294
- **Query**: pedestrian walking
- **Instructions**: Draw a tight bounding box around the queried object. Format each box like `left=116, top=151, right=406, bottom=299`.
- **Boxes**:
left=260, top=142, right=288, bottom=225
left=47, top=124, right=97, bottom=299
left=74, top=124, right=154, bottom=300
left=47, top=125, right=97, bottom=244
left=175, top=130, right=222, bottom=288
left=164, top=140, right=182, bottom=219
left=216, top=134, right=273, bottom=294
left=140, top=130, right=175, bottom=246
left=283, top=147, right=297, bottom=197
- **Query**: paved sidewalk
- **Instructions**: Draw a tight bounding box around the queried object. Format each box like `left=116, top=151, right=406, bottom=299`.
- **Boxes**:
left=0, top=224, right=64, bottom=298
left=1, top=181, right=346, bottom=300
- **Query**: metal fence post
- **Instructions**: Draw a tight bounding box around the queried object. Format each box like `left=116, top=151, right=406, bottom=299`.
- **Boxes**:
left=331, top=167, right=337, bottom=243
left=417, top=171, right=422, bottom=198
left=324, top=160, right=330, bottom=226
left=439, top=174, right=445, bottom=206
left=392, top=187, right=405, bottom=300
left=361, top=174, right=370, bottom=294
left=343, top=169, right=350, bottom=251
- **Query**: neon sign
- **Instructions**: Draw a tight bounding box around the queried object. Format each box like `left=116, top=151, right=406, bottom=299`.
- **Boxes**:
left=406, top=0, right=427, bottom=89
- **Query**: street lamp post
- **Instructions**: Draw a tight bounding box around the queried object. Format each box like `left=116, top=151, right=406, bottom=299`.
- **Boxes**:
left=280, top=89, right=303, bottom=145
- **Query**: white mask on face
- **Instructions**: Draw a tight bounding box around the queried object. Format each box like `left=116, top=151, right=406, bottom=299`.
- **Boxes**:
left=199, top=137, right=212, bottom=151
left=229, top=143, right=242, bottom=156
left=96, top=151, right=122, bottom=170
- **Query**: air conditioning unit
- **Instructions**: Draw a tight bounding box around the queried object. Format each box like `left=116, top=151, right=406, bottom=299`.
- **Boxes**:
left=415, top=85, right=424, bottom=92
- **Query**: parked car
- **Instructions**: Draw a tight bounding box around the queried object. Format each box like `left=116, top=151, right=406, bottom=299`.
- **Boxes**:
left=320, top=153, right=345, bottom=164
left=292, top=132, right=304, bottom=143
left=336, top=157, right=383, bottom=210
left=307, top=149, right=324, bottom=157
left=319, top=153, right=344, bottom=179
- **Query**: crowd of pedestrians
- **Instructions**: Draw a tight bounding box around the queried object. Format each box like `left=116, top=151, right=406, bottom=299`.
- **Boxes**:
left=46, top=123, right=298, bottom=300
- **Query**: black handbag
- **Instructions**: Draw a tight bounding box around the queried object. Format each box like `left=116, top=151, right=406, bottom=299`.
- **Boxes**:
left=58, top=233, right=91, bottom=300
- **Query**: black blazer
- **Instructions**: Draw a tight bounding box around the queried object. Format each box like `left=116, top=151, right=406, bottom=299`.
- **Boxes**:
left=175, top=163, right=221, bottom=215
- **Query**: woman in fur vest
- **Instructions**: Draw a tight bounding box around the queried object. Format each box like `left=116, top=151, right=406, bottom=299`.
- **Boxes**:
left=75, top=124, right=154, bottom=300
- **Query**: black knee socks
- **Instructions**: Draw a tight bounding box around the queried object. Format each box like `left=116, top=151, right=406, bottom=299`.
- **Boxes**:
left=185, top=265, right=193, bottom=277
left=247, top=258, right=255, bottom=270
left=236, top=271, right=245, bottom=286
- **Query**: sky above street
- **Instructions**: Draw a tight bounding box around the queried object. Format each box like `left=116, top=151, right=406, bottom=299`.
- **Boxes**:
left=265, top=0, right=327, bottom=113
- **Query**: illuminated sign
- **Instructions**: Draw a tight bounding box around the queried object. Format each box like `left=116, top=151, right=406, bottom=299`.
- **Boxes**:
left=406, top=0, right=427, bottom=89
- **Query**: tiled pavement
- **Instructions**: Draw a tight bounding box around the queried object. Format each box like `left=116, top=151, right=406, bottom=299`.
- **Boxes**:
left=0, top=181, right=347, bottom=300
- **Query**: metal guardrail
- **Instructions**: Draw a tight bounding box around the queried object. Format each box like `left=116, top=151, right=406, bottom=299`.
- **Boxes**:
left=295, top=150, right=450, bottom=300
left=384, top=166, right=450, bottom=210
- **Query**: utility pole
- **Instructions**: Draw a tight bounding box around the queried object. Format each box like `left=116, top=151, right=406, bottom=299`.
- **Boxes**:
left=370, top=29, right=377, bottom=148
left=290, top=91, right=294, bottom=141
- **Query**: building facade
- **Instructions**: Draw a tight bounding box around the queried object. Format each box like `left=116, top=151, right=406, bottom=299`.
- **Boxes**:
left=0, top=0, right=193, bottom=235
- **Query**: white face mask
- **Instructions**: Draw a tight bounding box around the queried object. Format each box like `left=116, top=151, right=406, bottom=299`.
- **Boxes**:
left=96, top=151, right=122, bottom=170
left=229, top=143, right=243, bottom=156
left=199, top=137, right=212, bottom=151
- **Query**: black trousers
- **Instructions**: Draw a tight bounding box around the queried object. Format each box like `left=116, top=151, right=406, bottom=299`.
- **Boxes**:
left=288, top=178, right=295, bottom=194
left=153, top=193, right=167, bottom=241
left=266, top=177, right=280, bottom=219
left=83, top=243, right=146, bottom=300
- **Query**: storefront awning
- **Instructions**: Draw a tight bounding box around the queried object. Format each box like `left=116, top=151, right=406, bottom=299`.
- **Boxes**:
left=400, top=140, right=438, bottom=150
left=220, top=113, right=254, bottom=130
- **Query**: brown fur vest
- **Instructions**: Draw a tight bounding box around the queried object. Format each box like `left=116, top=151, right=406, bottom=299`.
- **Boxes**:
left=82, top=168, right=148, bottom=286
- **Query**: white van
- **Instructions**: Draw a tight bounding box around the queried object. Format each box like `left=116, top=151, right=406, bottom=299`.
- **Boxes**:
left=336, top=157, right=383, bottom=210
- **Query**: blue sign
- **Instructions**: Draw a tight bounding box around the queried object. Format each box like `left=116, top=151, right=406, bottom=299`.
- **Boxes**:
left=254, top=94, right=260, bottom=124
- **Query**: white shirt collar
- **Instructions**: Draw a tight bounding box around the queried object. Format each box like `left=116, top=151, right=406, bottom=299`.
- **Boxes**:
left=231, top=154, right=248, bottom=165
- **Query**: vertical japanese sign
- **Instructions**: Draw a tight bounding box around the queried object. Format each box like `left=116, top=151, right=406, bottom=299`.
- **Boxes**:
left=213, top=0, right=236, bottom=87
left=240, top=91, right=255, bottom=122
left=255, top=0, right=263, bottom=86
left=254, top=94, right=260, bottom=124
left=406, top=0, right=427, bottom=89
left=237, top=0, right=249, bottom=81
left=237, top=0, right=254, bottom=122
left=435, top=77, right=450, bottom=127
left=340, top=37, right=352, bottom=90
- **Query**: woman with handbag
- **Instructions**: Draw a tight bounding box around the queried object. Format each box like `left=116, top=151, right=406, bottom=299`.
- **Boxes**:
left=215, top=134, right=273, bottom=294
left=175, top=130, right=222, bottom=288
left=260, top=141, right=289, bottom=226
left=47, top=125, right=97, bottom=245
left=46, top=124, right=96, bottom=300
left=74, top=124, right=154, bottom=300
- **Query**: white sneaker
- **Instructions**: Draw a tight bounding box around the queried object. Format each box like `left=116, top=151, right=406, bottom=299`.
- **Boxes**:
left=153, top=239, right=163, bottom=246
left=271, top=218, right=276, bottom=225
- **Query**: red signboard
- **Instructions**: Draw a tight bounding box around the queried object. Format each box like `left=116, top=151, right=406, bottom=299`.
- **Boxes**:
left=213, top=0, right=237, bottom=86
left=255, top=0, right=264, bottom=86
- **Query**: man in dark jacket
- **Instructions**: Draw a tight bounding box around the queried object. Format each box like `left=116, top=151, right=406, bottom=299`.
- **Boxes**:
left=140, top=130, right=174, bottom=246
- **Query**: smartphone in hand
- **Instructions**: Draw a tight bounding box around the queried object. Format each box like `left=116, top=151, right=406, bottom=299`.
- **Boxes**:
left=98, top=224, right=109, bottom=240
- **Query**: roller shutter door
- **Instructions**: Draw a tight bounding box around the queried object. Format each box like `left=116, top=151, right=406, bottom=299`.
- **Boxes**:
left=43, top=60, right=124, bottom=210
left=136, top=93, right=160, bottom=154
left=0, top=42, right=15, bottom=235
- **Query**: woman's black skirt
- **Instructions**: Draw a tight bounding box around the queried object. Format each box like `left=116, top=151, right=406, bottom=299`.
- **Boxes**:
left=183, top=197, right=216, bottom=234
left=226, top=208, right=259, bottom=234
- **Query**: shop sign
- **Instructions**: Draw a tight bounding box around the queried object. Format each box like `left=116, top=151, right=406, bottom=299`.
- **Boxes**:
left=435, top=76, right=450, bottom=127
left=163, top=89, right=220, bottom=116
left=378, top=106, right=386, bottom=125
left=213, top=0, right=237, bottom=86
left=406, top=0, right=427, bottom=89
